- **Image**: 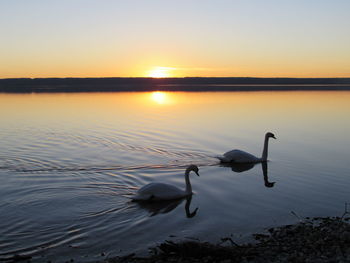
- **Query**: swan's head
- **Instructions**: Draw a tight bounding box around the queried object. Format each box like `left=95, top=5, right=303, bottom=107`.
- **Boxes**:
left=266, top=132, right=276, bottom=139
left=187, top=164, right=200, bottom=176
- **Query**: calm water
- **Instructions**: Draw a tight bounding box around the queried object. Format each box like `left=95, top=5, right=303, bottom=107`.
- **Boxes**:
left=0, top=91, right=349, bottom=262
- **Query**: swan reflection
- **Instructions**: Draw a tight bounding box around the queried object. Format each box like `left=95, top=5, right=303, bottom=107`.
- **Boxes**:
left=136, top=195, right=198, bottom=218
left=221, top=161, right=275, bottom=188
left=261, top=162, right=275, bottom=188
left=221, top=162, right=255, bottom=173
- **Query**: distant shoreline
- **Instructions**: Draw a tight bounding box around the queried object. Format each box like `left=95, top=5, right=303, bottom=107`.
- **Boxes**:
left=1, top=77, right=350, bottom=93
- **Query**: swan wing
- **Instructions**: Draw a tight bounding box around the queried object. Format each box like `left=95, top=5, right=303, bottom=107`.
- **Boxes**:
left=132, top=183, right=186, bottom=201
left=222, top=149, right=260, bottom=163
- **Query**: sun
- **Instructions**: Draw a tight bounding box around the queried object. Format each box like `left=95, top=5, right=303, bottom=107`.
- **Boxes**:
left=148, top=67, right=172, bottom=78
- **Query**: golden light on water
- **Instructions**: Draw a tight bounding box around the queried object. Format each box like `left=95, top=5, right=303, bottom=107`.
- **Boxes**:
left=151, top=91, right=167, bottom=104
left=147, top=67, right=173, bottom=78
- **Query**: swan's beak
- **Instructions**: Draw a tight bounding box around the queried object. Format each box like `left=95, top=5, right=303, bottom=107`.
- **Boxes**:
left=195, top=171, right=200, bottom=176
left=272, top=135, right=276, bottom=139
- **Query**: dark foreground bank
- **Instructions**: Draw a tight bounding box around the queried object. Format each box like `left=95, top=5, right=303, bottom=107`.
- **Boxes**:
left=4, top=216, right=350, bottom=262
left=1, top=77, right=350, bottom=93
left=107, top=216, right=350, bottom=263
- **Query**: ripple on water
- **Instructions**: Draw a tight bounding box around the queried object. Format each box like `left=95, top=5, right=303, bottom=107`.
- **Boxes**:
left=1, top=91, right=350, bottom=262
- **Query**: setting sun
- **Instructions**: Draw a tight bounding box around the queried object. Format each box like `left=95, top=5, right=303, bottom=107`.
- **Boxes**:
left=148, top=67, right=172, bottom=78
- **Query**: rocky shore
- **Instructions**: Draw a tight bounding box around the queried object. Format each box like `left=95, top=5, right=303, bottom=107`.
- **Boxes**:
left=107, top=216, right=350, bottom=263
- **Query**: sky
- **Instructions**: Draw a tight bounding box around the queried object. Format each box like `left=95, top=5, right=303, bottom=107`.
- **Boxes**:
left=1, top=0, right=350, bottom=78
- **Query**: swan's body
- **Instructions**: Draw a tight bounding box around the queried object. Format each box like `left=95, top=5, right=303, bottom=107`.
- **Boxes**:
left=132, top=165, right=199, bottom=201
left=133, top=183, right=187, bottom=201
left=220, top=149, right=260, bottom=163
left=219, top=132, right=276, bottom=163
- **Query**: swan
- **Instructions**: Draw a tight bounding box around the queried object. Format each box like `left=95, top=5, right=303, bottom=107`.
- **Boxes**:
left=218, top=132, right=276, bottom=163
left=131, top=164, right=199, bottom=201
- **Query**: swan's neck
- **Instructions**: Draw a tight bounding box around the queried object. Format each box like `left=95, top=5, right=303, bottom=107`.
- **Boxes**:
left=261, top=135, right=270, bottom=161
left=184, top=169, right=192, bottom=194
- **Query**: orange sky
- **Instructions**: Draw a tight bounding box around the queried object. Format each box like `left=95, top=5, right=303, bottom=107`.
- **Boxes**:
left=1, top=1, right=349, bottom=78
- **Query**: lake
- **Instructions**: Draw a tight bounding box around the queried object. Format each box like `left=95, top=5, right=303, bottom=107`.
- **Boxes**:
left=0, top=91, right=349, bottom=262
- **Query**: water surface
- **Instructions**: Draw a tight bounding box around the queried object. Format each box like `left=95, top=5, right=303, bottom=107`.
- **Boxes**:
left=0, top=91, right=349, bottom=262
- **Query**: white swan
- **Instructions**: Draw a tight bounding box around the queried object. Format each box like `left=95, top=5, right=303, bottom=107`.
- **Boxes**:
left=218, top=132, right=276, bottom=163
left=131, top=165, right=199, bottom=201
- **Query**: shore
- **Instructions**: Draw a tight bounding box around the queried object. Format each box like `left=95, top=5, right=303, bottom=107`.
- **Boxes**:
left=106, top=215, right=350, bottom=263
left=1, top=77, right=350, bottom=93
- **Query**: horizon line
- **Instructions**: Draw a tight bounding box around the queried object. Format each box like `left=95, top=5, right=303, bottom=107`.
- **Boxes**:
left=1, top=76, right=350, bottom=80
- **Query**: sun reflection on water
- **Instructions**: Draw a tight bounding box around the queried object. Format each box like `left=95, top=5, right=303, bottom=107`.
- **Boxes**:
left=151, top=91, right=167, bottom=104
